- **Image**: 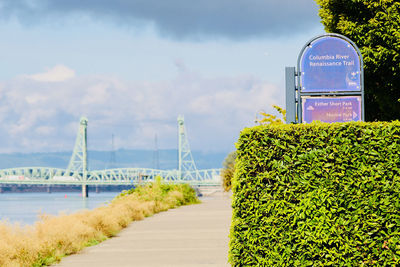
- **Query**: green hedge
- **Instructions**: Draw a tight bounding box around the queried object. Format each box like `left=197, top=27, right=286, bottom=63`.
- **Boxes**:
left=230, top=121, right=400, bottom=266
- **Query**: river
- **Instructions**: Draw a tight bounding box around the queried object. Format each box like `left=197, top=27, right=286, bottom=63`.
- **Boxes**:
left=0, top=192, right=120, bottom=225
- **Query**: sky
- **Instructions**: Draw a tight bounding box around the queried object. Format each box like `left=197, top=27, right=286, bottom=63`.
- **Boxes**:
left=0, top=0, right=324, bottom=154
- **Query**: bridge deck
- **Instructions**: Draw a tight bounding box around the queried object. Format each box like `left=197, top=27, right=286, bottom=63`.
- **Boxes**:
left=55, top=191, right=232, bottom=267
left=0, top=167, right=221, bottom=186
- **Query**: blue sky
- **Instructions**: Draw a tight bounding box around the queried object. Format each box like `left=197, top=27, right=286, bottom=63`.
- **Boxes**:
left=0, top=0, right=324, bottom=154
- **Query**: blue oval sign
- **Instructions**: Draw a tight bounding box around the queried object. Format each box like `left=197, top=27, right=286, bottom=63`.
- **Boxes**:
left=299, top=36, right=361, bottom=92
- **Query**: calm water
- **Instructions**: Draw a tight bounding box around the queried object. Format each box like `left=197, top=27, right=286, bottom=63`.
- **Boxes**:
left=0, top=192, right=120, bottom=225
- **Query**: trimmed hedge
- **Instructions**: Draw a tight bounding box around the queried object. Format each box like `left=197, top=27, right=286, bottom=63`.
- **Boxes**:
left=230, top=121, right=400, bottom=266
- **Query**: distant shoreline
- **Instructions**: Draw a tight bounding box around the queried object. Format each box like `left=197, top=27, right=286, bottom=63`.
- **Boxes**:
left=0, top=149, right=225, bottom=170
left=0, top=184, right=134, bottom=193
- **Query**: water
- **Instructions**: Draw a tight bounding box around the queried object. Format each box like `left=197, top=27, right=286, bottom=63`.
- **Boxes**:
left=0, top=192, right=120, bottom=225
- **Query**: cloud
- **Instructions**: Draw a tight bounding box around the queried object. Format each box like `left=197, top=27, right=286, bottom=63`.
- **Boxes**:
left=0, top=0, right=321, bottom=40
left=0, top=65, right=282, bottom=153
left=34, top=126, right=55, bottom=135
left=26, top=65, right=76, bottom=82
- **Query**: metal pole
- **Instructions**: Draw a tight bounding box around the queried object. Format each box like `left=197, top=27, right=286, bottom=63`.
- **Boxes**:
left=81, top=117, right=89, bottom=198
left=177, top=115, right=184, bottom=179
left=285, top=67, right=296, bottom=123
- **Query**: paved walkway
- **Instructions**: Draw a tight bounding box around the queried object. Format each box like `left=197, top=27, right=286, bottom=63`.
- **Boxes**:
left=56, top=192, right=232, bottom=267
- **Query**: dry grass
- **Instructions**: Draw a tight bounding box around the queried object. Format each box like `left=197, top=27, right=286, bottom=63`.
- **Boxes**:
left=0, top=180, right=199, bottom=266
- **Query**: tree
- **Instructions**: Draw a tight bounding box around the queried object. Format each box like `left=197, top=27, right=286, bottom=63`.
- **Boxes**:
left=221, top=151, right=236, bottom=191
left=255, top=105, right=286, bottom=125
left=316, top=0, right=400, bottom=121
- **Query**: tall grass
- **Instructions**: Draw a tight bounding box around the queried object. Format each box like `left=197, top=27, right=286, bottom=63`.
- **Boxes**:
left=0, top=179, right=199, bottom=266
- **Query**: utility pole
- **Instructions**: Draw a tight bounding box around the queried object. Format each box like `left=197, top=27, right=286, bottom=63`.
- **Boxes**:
left=109, top=133, right=116, bottom=169
left=153, top=134, right=160, bottom=169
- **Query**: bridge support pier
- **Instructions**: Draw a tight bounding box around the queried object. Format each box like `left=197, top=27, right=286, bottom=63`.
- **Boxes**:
left=82, top=184, right=89, bottom=198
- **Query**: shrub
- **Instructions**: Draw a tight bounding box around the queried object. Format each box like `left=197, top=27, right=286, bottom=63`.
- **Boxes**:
left=221, top=151, right=237, bottom=191
left=230, top=121, right=400, bottom=266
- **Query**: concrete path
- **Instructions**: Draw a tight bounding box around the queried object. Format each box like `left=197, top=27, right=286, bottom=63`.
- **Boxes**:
left=56, top=192, right=232, bottom=267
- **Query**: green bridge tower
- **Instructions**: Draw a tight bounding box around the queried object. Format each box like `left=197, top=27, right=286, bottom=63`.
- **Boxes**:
left=178, top=115, right=198, bottom=180
left=66, top=117, right=88, bottom=197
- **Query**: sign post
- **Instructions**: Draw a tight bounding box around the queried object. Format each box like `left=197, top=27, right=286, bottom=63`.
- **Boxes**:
left=285, top=33, right=364, bottom=123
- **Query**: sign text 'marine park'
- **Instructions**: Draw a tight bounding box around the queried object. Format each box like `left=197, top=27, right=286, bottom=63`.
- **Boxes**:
left=285, top=33, right=364, bottom=124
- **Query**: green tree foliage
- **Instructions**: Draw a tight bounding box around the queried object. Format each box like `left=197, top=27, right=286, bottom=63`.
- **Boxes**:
left=221, top=151, right=236, bottom=191
left=256, top=105, right=287, bottom=125
left=315, top=0, right=400, bottom=121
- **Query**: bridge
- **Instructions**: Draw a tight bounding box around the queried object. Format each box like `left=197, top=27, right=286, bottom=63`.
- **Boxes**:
left=0, top=116, right=221, bottom=196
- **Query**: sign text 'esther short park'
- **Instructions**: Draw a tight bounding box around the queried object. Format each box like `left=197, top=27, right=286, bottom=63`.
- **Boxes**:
left=302, top=96, right=362, bottom=123
left=285, top=33, right=364, bottom=124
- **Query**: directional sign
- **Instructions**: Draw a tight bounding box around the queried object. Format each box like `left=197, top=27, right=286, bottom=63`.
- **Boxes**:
left=299, top=36, right=361, bottom=93
left=302, top=96, right=362, bottom=123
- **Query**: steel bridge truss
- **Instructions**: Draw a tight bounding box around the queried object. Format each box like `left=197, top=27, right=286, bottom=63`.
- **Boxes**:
left=0, top=115, right=221, bottom=187
left=0, top=167, right=221, bottom=186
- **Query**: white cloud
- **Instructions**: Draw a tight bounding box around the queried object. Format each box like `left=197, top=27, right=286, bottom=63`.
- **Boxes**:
left=82, top=82, right=110, bottom=105
left=0, top=67, right=283, bottom=153
left=25, top=94, right=47, bottom=104
left=35, top=126, right=55, bottom=135
left=26, top=65, right=76, bottom=82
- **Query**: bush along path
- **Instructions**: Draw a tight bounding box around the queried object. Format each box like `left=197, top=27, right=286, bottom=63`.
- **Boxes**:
left=230, top=121, right=400, bottom=266
left=0, top=178, right=199, bottom=266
